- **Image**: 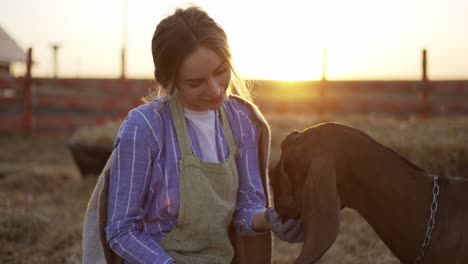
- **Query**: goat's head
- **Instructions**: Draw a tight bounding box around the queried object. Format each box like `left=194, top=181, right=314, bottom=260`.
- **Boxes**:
left=271, top=130, right=309, bottom=222
left=271, top=124, right=346, bottom=263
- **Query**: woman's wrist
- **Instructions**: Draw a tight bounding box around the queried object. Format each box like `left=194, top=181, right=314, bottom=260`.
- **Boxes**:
left=252, top=209, right=272, bottom=232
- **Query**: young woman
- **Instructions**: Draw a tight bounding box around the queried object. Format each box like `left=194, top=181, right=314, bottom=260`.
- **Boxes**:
left=83, top=5, right=302, bottom=264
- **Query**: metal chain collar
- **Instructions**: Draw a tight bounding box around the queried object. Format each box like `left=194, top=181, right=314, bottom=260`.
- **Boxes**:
left=415, top=175, right=440, bottom=264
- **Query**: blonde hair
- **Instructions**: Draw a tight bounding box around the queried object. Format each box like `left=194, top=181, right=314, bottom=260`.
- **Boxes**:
left=145, top=5, right=252, bottom=103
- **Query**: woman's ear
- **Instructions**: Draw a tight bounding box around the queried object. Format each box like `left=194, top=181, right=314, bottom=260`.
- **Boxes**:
left=295, top=158, right=341, bottom=264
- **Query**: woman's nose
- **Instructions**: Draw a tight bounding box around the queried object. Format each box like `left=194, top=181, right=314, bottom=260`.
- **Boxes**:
left=207, top=78, right=222, bottom=97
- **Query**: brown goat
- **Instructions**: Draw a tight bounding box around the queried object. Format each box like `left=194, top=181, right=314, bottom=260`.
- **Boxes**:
left=270, top=122, right=468, bottom=264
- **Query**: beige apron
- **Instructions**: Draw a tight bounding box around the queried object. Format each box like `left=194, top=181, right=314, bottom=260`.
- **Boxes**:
left=160, top=96, right=239, bottom=264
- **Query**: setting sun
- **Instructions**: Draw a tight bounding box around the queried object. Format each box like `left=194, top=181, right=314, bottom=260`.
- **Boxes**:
left=225, top=0, right=427, bottom=81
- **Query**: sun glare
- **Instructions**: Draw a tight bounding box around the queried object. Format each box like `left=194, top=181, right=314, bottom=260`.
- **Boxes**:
left=221, top=1, right=361, bottom=81
left=218, top=0, right=412, bottom=81
left=3, top=0, right=467, bottom=79
left=223, top=2, right=327, bottom=81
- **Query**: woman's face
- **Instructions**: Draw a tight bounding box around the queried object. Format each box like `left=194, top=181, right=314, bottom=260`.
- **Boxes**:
left=175, top=46, right=231, bottom=111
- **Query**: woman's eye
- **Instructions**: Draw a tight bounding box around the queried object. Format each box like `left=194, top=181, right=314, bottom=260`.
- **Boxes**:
left=189, top=82, right=201, bottom=88
left=215, top=66, right=228, bottom=75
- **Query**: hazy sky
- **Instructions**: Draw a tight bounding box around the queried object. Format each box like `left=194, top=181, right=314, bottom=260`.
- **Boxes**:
left=1, top=0, right=467, bottom=80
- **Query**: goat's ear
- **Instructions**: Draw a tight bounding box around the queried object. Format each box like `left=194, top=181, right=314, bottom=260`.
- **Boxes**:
left=282, top=130, right=300, bottom=148
left=295, top=158, right=341, bottom=263
left=287, top=130, right=301, bottom=141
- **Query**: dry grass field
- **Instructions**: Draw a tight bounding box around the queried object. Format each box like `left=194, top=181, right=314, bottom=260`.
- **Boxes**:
left=0, top=113, right=467, bottom=263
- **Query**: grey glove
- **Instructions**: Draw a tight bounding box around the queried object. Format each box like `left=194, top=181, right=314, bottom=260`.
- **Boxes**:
left=265, top=207, right=304, bottom=243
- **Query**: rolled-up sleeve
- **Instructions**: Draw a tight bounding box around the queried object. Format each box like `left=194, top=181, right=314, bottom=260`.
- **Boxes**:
left=231, top=107, right=267, bottom=235
left=105, top=111, right=174, bottom=264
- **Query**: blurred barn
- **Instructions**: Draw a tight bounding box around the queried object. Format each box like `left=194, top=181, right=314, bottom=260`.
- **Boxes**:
left=0, top=26, right=26, bottom=78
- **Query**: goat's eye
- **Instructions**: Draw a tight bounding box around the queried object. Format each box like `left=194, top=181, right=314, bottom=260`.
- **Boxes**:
left=279, top=160, right=292, bottom=185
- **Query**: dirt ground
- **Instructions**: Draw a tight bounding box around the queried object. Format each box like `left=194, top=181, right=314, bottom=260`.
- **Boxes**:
left=0, top=134, right=94, bottom=263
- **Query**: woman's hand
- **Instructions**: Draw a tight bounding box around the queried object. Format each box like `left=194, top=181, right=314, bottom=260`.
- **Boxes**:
left=265, top=207, right=304, bottom=243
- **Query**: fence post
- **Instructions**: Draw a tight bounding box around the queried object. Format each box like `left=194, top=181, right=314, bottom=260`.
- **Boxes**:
left=22, top=47, right=33, bottom=133
left=120, top=46, right=126, bottom=80
left=420, top=49, right=430, bottom=117
left=319, top=48, right=327, bottom=116
left=51, top=43, right=60, bottom=78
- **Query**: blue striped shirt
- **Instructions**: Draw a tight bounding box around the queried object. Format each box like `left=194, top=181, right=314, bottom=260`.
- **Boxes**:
left=105, top=97, right=268, bottom=264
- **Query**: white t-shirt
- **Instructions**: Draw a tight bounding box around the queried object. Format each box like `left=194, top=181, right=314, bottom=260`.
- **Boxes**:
left=184, top=108, right=219, bottom=163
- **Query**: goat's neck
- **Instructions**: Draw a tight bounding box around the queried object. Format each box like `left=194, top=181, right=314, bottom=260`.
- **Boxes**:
left=336, top=145, right=435, bottom=263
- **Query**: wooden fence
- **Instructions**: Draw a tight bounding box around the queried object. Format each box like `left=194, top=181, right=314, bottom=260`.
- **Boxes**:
left=0, top=77, right=154, bottom=133
left=253, top=80, right=468, bottom=115
left=1, top=77, right=467, bottom=134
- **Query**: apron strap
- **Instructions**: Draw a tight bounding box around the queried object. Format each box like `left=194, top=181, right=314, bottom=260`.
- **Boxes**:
left=219, top=107, right=238, bottom=156
left=169, top=94, right=193, bottom=157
